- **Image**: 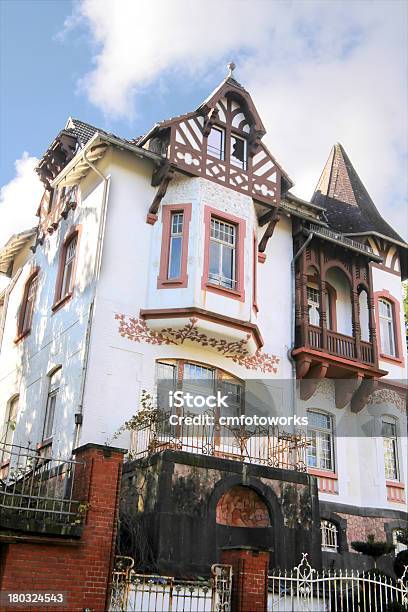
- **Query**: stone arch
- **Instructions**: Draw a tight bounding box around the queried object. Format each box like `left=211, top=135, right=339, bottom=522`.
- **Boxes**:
left=216, top=485, right=270, bottom=528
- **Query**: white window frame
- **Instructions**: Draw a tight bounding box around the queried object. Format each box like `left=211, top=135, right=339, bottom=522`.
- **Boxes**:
left=230, top=133, right=247, bottom=170
left=307, top=285, right=320, bottom=326
left=207, top=127, right=225, bottom=161
left=61, top=235, right=78, bottom=298
left=382, top=418, right=399, bottom=481
left=307, top=410, right=335, bottom=472
left=167, top=212, right=184, bottom=279
left=378, top=298, right=396, bottom=357
left=321, top=519, right=339, bottom=552
left=209, top=218, right=237, bottom=289
left=43, top=369, right=61, bottom=441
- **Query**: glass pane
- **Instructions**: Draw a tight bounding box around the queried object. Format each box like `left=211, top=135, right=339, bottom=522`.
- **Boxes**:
left=230, top=135, right=246, bottom=169
left=308, top=411, right=331, bottom=430
left=209, top=240, right=220, bottom=278
left=307, top=432, right=317, bottom=467
left=168, top=236, right=182, bottom=279
left=221, top=245, right=234, bottom=288
left=44, top=393, right=56, bottom=439
left=207, top=128, right=224, bottom=159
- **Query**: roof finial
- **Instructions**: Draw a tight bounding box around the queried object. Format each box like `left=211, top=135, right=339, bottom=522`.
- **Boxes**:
left=227, top=61, right=236, bottom=78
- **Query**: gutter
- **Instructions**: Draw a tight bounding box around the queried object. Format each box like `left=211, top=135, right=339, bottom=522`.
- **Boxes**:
left=288, top=232, right=314, bottom=422
left=73, top=153, right=111, bottom=449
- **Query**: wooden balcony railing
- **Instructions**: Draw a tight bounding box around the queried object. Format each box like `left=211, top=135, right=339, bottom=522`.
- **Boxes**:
left=308, top=325, right=375, bottom=364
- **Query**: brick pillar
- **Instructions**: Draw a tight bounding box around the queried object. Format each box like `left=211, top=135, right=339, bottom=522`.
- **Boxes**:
left=0, top=443, right=125, bottom=612
left=221, top=546, right=270, bottom=612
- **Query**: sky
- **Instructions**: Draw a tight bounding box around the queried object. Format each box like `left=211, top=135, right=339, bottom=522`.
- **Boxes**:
left=0, top=0, right=407, bottom=248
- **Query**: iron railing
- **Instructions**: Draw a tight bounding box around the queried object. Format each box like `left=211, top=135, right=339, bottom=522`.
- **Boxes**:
left=268, top=553, right=408, bottom=611
left=0, top=442, right=84, bottom=524
left=109, top=556, right=232, bottom=612
left=129, top=409, right=308, bottom=472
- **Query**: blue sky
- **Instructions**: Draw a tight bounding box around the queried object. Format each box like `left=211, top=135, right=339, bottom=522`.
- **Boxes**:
left=0, top=0, right=407, bottom=245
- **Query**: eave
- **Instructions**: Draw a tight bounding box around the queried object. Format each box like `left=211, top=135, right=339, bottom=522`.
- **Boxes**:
left=306, top=224, right=383, bottom=261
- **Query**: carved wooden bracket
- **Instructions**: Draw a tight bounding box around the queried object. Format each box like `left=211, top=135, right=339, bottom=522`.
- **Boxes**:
left=351, top=377, right=378, bottom=413
left=147, top=162, right=175, bottom=222
left=258, top=208, right=280, bottom=253
left=299, top=362, right=329, bottom=400
left=248, top=128, right=263, bottom=157
left=203, top=108, right=219, bottom=137
left=335, top=375, right=363, bottom=409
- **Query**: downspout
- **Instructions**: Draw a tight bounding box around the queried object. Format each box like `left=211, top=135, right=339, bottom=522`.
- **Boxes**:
left=73, top=151, right=111, bottom=449
left=288, top=230, right=314, bottom=421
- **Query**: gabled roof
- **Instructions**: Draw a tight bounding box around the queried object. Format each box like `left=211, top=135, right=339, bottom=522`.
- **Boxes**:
left=312, top=143, right=406, bottom=245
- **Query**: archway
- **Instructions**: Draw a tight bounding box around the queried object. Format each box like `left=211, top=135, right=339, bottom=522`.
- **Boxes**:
left=216, top=485, right=271, bottom=528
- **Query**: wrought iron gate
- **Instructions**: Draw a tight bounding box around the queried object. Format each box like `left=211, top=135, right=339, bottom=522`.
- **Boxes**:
left=109, top=556, right=232, bottom=611
left=268, top=553, right=408, bottom=611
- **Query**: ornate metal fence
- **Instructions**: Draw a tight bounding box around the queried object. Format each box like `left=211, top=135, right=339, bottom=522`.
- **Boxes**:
left=0, top=442, right=84, bottom=525
left=130, top=409, right=308, bottom=471
left=109, top=556, right=232, bottom=612
left=268, top=553, right=408, bottom=611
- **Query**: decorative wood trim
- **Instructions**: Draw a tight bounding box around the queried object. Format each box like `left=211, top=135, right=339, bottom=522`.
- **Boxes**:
left=147, top=162, right=175, bottom=221
left=157, top=203, right=192, bottom=289
left=201, top=205, right=246, bottom=302
left=374, top=289, right=404, bottom=366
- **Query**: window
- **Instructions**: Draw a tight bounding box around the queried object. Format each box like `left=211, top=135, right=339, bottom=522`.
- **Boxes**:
left=321, top=520, right=339, bottom=552
left=1, top=396, right=19, bottom=462
left=379, top=299, right=396, bottom=357
left=18, top=272, right=38, bottom=337
left=156, top=359, right=244, bottom=417
left=392, top=529, right=407, bottom=555
left=54, top=230, right=79, bottom=308
left=230, top=134, right=247, bottom=170
left=43, top=369, right=61, bottom=441
left=382, top=419, right=398, bottom=481
left=209, top=218, right=236, bottom=289
left=168, top=212, right=184, bottom=279
left=307, top=286, right=320, bottom=326
left=307, top=410, right=334, bottom=471
left=158, top=204, right=191, bottom=289
left=207, top=127, right=225, bottom=160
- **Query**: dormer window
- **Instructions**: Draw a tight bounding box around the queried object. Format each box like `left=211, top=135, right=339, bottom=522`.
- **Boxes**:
left=230, top=134, right=247, bottom=170
left=207, top=127, right=225, bottom=160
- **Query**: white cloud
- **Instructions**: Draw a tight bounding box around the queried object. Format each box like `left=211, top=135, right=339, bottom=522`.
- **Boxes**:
left=65, top=0, right=407, bottom=238
left=0, top=153, right=42, bottom=249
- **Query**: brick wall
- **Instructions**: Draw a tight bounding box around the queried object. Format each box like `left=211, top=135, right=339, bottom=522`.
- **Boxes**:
left=216, top=485, right=270, bottom=527
left=0, top=444, right=124, bottom=612
left=221, top=547, right=269, bottom=612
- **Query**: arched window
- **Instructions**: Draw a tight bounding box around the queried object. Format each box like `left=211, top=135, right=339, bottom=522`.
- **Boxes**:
left=321, top=519, right=339, bottom=552
left=155, top=359, right=244, bottom=417
left=53, top=228, right=80, bottom=309
left=17, top=271, right=39, bottom=338
left=382, top=418, right=399, bottom=481
left=43, top=368, right=61, bottom=442
left=307, top=410, right=334, bottom=472
left=378, top=299, right=396, bottom=357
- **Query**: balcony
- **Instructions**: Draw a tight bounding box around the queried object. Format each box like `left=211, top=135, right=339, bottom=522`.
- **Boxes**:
left=0, top=442, right=85, bottom=535
left=129, top=409, right=308, bottom=472
left=307, top=325, right=374, bottom=365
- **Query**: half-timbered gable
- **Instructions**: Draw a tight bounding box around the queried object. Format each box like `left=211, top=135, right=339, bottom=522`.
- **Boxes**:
left=139, top=72, right=293, bottom=209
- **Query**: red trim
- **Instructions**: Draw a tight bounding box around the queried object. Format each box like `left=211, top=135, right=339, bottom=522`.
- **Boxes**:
left=308, top=468, right=338, bottom=494
left=386, top=480, right=405, bottom=503
left=146, top=213, right=158, bottom=225
left=201, top=205, right=246, bottom=302
left=374, top=290, right=404, bottom=366
left=157, top=204, right=191, bottom=289
left=252, top=232, right=258, bottom=313
left=52, top=225, right=82, bottom=312
left=14, top=266, right=40, bottom=343
left=258, top=252, right=266, bottom=264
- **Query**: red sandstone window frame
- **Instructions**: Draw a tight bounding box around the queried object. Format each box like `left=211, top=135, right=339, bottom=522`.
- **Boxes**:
left=202, top=206, right=246, bottom=302
left=15, top=268, right=40, bottom=343
left=52, top=225, right=81, bottom=313
left=252, top=232, right=258, bottom=313
left=374, top=290, right=404, bottom=365
left=157, top=204, right=192, bottom=289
